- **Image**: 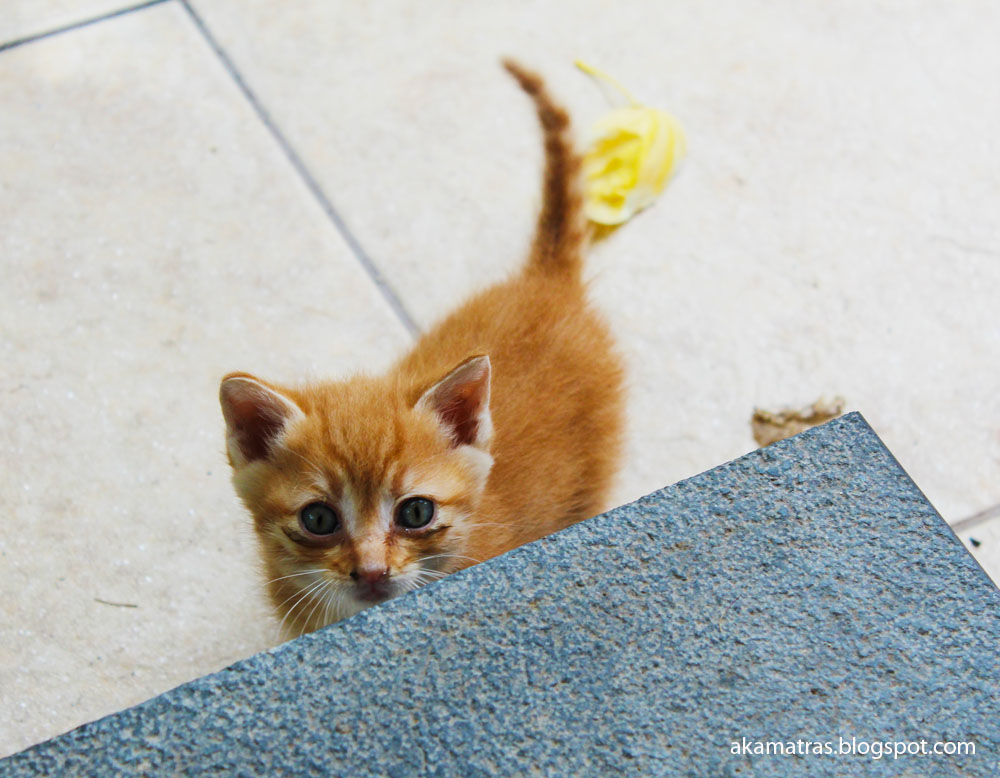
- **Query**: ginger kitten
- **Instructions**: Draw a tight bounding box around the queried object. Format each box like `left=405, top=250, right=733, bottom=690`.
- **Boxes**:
left=220, top=61, right=625, bottom=635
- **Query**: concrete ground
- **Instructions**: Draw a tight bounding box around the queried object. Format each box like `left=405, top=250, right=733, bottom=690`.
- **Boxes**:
left=2, top=0, right=998, bottom=758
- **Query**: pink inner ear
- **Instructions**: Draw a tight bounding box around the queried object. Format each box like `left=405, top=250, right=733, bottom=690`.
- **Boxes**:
left=438, top=383, right=483, bottom=447
left=423, top=356, right=490, bottom=448
left=220, top=379, right=295, bottom=463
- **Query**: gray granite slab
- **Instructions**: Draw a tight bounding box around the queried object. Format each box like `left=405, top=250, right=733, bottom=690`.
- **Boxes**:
left=2, top=413, right=997, bottom=777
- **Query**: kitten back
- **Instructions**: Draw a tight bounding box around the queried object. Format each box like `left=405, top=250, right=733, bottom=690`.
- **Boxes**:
left=502, top=59, right=587, bottom=280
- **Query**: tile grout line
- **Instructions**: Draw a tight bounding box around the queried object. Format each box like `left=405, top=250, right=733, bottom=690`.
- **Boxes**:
left=0, top=0, right=172, bottom=53
left=178, top=0, right=420, bottom=338
left=951, top=503, right=1000, bottom=533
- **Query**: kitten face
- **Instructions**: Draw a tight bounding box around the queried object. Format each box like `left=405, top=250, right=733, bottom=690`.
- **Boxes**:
left=221, top=356, right=492, bottom=634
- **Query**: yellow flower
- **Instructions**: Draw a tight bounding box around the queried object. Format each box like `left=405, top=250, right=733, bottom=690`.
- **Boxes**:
left=576, top=61, right=686, bottom=226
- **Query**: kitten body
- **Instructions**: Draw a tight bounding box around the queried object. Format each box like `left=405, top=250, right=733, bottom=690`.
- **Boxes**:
left=220, top=61, right=624, bottom=634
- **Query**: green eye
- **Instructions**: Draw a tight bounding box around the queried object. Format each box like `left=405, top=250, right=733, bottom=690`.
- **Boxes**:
left=299, top=502, right=339, bottom=536
left=396, top=497, right=435, bottom=529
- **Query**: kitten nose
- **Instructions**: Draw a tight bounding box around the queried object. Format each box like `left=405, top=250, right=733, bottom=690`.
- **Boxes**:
left=351, top=566, right=389, bottom=585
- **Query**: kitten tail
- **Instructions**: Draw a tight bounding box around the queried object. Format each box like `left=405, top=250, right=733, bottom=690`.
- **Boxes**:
left=502, top=58, right=587, bottom=280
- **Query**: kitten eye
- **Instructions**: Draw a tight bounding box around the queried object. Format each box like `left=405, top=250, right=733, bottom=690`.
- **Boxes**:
left=395, top=497, right=435, bottom=530
left=299, top=502, right=340, bottom=536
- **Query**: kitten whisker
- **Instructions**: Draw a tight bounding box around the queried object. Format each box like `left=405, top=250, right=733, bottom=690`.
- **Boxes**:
left=318, top=583, right=348, bottom=628
left=416, top=553, right=483, bottom=567
left=264, top=568, right=327, bottom=586
left=319, top=581, right=341, bottom=625
left=333, top=586, right=349, bottom=623
left=273, top=574, right=325, bottom=612
left=287, top=583, right=327, bottom=638
left=276, top=579, right=327, bottom=641
left=400, top=567, right=452, bottom=595
left=414, top=568, right=449, bottom=581
left=300, top=580, right=334, bottom=634
left=296, top=583, right=322, bottom=634
left=415, top=571, right=440, bottom=587
left=322, top=584, right=339, bottom=627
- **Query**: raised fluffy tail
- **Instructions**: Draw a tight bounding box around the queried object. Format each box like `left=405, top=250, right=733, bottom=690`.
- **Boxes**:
left=503, top=59, right=587, bottom=279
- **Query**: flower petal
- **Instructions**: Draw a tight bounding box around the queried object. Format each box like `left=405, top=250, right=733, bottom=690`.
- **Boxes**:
left=582, top=106, right=686, bottom=225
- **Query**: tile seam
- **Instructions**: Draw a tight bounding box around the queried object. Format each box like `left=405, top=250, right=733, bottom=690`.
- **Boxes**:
left=178, top=0, right=420, bottom=338
left=951, top=503, right=1000, bottom=532
left=0, top=0, right=172, bottom=53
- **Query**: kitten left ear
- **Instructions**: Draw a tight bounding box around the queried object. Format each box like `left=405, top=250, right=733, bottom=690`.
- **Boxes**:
left=416, top=355, right=492, bottom=450
left=219, top=373, right=305, bottom=466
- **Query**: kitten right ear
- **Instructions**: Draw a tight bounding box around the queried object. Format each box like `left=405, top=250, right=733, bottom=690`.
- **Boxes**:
left=416, top=355, right=492, bottom=450
left=219, top=373, right=304, bottom=466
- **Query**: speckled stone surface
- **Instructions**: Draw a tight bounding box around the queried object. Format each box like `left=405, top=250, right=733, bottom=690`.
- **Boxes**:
left=2, top=414, right=998, bottom=777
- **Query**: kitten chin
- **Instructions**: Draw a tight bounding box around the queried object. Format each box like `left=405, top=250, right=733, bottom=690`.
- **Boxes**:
left=220, top=61, right=625, bottom=637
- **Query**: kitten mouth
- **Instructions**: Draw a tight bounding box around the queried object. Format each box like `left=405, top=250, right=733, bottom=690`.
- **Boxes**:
left=355, top=582, right=393, bottom=603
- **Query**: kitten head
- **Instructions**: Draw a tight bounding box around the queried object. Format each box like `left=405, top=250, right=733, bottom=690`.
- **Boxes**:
left=220, top=355, right=493, bottom=635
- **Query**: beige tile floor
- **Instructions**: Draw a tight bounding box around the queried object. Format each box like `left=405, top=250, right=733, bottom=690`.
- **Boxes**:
left=0, top=0, right=139, bottom=46
left=2, top=0, right=998, bottom=758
